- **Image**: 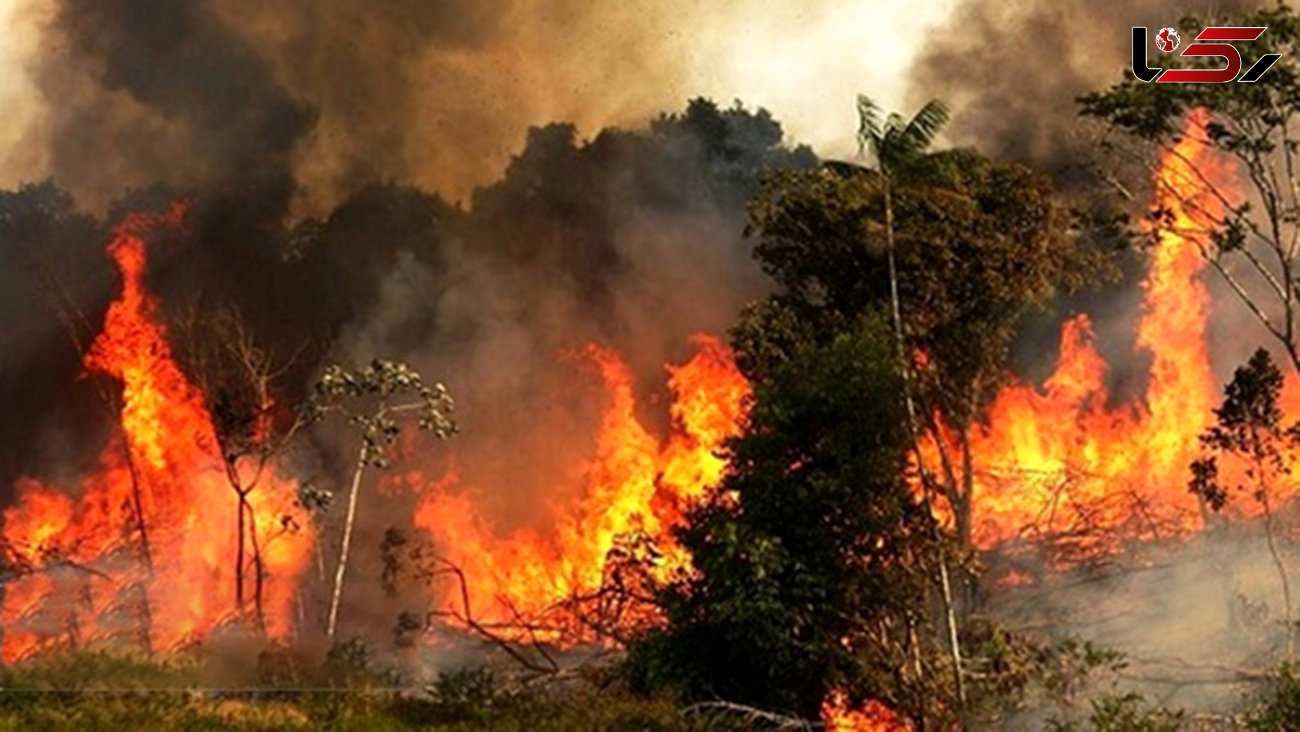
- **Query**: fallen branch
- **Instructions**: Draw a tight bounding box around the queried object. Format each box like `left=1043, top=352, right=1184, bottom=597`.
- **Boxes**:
left=681, top=700, right=818, bottom=730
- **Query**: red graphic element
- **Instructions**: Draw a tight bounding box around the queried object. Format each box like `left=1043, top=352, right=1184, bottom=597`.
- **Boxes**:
left=1158, top=27, right=1264, bottom=83
left=1196, top=26, right=1265, bottom=41
left=1156, top=27, right=1180, bottom=52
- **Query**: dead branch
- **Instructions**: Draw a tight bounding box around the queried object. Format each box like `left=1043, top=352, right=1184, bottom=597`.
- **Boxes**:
left=424, top=555, right=560, bottom=676
left=681, top=700, right=818, bottom=730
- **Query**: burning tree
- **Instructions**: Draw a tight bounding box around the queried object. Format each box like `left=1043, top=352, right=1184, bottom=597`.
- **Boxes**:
left=307, top=359, right=456, bottom=640
left=175, top=305, right=309, bottom=630
left=739, top=100, right=1099, bottom=552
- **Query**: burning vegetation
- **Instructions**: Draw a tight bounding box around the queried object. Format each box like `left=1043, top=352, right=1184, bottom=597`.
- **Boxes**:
left=8, top=1, right=1300, bottom=730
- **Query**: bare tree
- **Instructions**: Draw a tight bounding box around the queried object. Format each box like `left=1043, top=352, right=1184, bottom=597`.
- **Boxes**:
left=176, top=306, right=309, bottom=628
left=307, top=359, right=455, bottom=640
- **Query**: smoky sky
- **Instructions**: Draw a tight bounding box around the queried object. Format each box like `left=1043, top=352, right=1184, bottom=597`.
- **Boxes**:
left=13, top=0, right=864, bottom=215
left=908, top=0, right=1257, bottom=173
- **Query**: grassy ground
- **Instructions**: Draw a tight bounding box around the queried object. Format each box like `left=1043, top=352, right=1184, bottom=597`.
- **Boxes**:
left=0, top=647, right=738, bottom=731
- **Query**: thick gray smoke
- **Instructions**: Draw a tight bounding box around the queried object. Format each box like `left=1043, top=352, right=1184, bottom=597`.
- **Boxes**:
left=16, top=0, right=852, bottom=214
left=908, top=0, right=1255, bottom=175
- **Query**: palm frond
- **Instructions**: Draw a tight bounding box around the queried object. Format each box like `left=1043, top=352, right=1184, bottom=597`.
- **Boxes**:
left=855, top=94, right=951, bottom=176
left=855, top=94, right=883, bottom=158
left=898, top=99, right=950, bottom=157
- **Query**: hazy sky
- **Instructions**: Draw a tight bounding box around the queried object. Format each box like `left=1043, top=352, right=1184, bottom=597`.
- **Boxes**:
left=0, top=0, right=956, bottom=201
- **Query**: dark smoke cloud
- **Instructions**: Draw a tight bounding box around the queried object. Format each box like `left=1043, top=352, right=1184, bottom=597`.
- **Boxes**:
left=22, top=0, right=825, bottom=214
left=32, top=0, right=314, bottom=204
left=908, top=0, right=1256, bottom=174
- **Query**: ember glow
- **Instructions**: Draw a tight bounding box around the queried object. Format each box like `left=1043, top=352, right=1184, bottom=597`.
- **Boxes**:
left=1, top=207, right=312, bottom=662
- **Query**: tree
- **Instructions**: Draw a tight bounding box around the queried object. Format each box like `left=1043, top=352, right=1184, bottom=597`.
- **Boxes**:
left=1080, top=5, right=1300, bottom=377
left=307, top=359, right=456, bottom=640
left=740, top=100, right=1096, bottom=552
left=850, top=96, right=950, bottom=399
left=841, top=96, right=969, bottom=709
left=1189, top=349, right=1300, bottom=662
left=628, top=321, right=955, bottom=726
left=732, top=101, right=1099, bottom=720
left=176, top=306, right=308, bottom=629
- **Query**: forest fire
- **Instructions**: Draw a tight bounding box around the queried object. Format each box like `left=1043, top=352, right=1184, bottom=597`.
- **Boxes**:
left=0, top=109, right=1267, bottom=661
left=0, top=207, right=752, bottom=657
left=413, top=335, right=750, bottom=640
left=1, top=207, right=312, bottom=663
left=924, top=110, right=1282, bottom=562
left=0, top=98, right=1285, bottom=728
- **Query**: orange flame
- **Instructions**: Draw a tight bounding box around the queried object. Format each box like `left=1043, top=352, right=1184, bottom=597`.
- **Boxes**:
left=0, top=109, right=1278, bottom=682
left=922, top=110, right=1275, bottom=561
left=413, top=334, right=749, bottom=640
left=2, top=206, right=312, bottom=662
left=822, top=690, right=913, bottom=732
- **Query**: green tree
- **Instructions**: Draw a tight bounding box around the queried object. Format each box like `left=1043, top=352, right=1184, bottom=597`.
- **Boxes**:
left=738, top=102, right=1095, bottom=550
left=628, top=321, right=954, bottom=726
left=1189, top=349, right=1300, bottom=662
left=1247, top=663, right=1300, bottom=731
left=1048, top=692, right=1186, bottom=732
left=1080, top=5, right=1300, bottom=377
left=730, top=100, right=1098, bottom=721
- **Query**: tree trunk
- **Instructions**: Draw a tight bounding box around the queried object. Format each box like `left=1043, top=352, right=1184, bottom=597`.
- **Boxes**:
left=1259, top=468, right=1294, bottom=663
left=326, top=446, right=368, bottom=640
left=245, top=499, right=267, bottom=633
left=881, top=184, right=967, bottom=713
left=236, top=490, right=248, bottom=610
left=123, top=449, right=154, bottom=652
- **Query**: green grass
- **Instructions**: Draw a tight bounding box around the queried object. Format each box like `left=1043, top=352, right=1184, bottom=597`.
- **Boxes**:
left=0, top=648, right=740, bottom=731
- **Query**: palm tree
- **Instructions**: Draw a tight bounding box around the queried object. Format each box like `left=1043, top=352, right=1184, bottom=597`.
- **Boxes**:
left=845, top=95, right=950, bottom=360
left=828, top=95, right=968, bottom=711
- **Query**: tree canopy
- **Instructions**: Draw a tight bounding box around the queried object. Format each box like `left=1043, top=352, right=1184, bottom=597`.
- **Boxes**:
left=628, top=319, right=948, bottom=722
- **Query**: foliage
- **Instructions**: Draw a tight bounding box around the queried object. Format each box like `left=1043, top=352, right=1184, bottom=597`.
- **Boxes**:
left=1188, top=349, right=1299, bottom=660
left=1047, top=692, right=1186, bottom=732
left=855, top=95, right=951, bottom=175
left=961, top=627, right=1128, bottom=724
left=1190, top=349, right=1300, bottom=513
left=308, top=358, right=456, bottom=640
left=0, top=648, right=733, bottom=731
left=308, top=359, right=456, bottom=468
left=1246, top=663, right=1300, bottom=731
left=627, top=320, right=953, bottom=723
left=740, top=134, right=1099, bottom=544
